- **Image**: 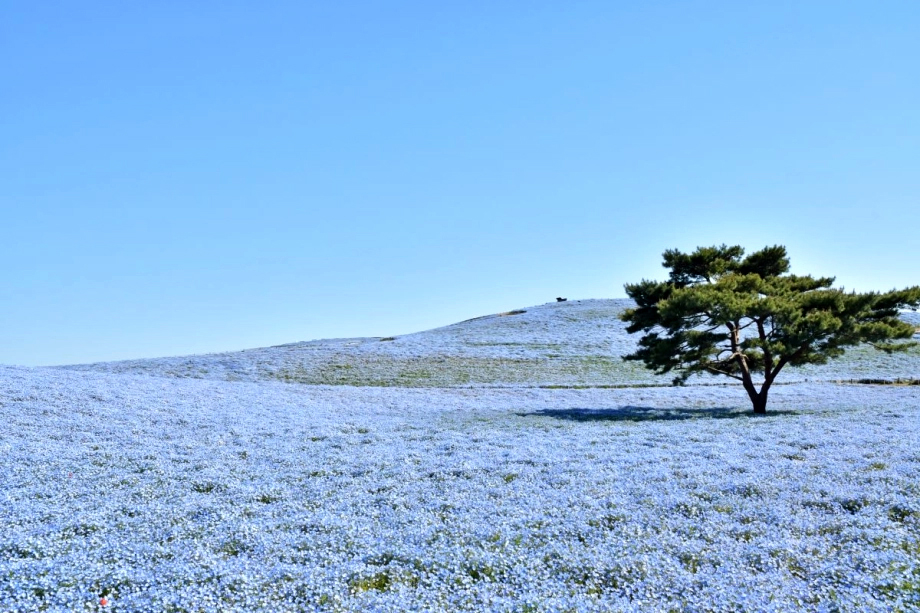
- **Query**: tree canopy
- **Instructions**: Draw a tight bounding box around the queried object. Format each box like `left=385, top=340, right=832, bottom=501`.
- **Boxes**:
left=620, top=245, right=920, bottom=413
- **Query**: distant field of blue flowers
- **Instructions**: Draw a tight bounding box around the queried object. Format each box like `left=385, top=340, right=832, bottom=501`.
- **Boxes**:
left=2, top=301, right=919, bottom=612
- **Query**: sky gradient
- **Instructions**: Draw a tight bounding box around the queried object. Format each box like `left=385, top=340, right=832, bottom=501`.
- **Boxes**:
left=2, top=2, right=919, bottom=366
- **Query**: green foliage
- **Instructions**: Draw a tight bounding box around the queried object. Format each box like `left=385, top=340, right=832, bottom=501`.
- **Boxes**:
left=621, top=244, right=920, bottom=412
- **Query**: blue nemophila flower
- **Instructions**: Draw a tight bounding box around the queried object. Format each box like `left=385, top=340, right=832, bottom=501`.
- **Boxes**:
left=1, top=364, right=918, bottom=611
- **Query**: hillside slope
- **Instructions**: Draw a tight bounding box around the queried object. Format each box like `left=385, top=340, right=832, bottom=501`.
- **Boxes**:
left=59, top=299, right=920, bottom=387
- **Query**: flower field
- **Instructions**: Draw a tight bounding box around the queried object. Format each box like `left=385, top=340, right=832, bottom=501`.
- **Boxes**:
left=2, top=301, right=919, bottom=611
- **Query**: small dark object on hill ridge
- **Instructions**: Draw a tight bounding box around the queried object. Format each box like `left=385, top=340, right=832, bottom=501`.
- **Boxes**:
left=556, top=297, right=567, bottom=302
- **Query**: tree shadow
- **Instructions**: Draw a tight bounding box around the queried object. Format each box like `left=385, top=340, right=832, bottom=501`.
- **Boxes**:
left=516, top=406, right=799, bottom=422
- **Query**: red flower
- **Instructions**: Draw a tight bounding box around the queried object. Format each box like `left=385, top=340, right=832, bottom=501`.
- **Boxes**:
left=100, top=597, right=108, bottom=606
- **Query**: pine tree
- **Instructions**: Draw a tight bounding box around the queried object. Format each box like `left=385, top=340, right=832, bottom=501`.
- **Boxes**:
left=621, top=245, right=920, bottom=413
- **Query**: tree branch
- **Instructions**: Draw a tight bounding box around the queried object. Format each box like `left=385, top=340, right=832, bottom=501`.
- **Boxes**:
left=727, top=324, right=749, bottom=372
left=773, top=344, right=809, bottom=380
left=704, top=365, right=744, bottom=381
left=757, top=319, right=773, bottom=381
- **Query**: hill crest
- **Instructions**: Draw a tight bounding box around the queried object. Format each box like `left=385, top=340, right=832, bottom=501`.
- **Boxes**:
left=58, top=299, right=919, bottom=387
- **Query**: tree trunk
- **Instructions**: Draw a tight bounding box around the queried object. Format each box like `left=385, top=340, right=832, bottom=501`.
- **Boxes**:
left=751, top=386, right=770, bottom=414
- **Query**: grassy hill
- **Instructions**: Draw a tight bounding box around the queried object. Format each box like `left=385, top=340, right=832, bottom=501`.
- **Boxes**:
left=60, top=298, right=920, bottom=387
left=4, top=300, right=920, bottom=611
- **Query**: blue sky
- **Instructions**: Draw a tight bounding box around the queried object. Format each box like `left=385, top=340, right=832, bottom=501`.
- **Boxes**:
left=2, top=2, right=918, bottom=366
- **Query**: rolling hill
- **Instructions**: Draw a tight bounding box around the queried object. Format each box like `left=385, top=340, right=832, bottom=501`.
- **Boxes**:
left=3, top=300, right=919, bottom=611
left=59, top=298, right=920, bottom=387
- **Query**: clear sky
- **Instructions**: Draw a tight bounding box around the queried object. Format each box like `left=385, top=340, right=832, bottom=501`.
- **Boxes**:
left=2, top=2, right=918, bottom=366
